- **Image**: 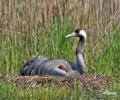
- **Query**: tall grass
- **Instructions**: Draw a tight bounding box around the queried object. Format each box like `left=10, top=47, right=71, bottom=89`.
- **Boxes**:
left=95, top=25, right=120, bottom=77
left=0, top=16, right=75, bottom=75
left=0, top=0, right=120, bottom=99
left=0, top=0, right=120, bottom=76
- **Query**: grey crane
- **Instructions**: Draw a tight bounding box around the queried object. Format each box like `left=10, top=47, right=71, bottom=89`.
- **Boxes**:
left=19, top=28, right=87, bottom=77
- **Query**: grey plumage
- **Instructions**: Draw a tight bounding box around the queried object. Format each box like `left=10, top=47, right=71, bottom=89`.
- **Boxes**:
left=19, top=28, right=87, bottom=77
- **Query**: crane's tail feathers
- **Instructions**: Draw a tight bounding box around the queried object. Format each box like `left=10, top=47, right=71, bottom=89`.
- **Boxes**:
left=18, top=55, right=40, bottom=76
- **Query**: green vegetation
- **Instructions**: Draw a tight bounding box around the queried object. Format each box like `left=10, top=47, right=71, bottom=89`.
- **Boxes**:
left=95, top=26, right=120, bottom=77
left=0, top=0, right=120, bottom=100
left=0, top=81, right=93, bottom=100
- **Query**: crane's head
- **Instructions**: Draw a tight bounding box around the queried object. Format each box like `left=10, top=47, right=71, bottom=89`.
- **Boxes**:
left=65, top=28, right=87, bottom=40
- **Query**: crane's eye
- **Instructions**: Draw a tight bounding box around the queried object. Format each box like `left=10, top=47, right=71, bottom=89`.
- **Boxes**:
left=75, top=30, right=79, bottom=34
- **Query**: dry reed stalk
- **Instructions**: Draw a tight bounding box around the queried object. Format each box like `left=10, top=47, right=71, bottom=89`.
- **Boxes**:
left=0, top=0, right=119, bottom=51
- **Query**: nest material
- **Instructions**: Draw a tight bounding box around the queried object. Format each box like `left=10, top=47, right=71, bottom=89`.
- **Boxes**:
left=3, top=74, right=112, bottom=91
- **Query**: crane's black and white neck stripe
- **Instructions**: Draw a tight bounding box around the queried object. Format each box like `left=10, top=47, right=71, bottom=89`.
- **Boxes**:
left=65, top=28, right=87, bottom=74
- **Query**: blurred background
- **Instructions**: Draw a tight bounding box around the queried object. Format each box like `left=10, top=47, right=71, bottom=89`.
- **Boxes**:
left=0, top=0, right=120, bottom=35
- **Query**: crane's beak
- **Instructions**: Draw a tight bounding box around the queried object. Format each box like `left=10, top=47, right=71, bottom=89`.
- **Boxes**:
left=65, top=32, right=76, bottom=38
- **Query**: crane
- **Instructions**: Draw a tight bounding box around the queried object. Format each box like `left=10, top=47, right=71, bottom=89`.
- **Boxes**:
left=19, top=28, right=87, bottom=77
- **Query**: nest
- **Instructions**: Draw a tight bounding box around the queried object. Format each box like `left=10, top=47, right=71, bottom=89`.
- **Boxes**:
left=3, top=74, right=112, bottom=91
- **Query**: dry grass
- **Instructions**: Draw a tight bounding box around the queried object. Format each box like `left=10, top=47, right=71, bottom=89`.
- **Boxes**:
left=0, top=0, right=120, bottom=63
left=0, top=0, right=120, bottom=33
left=3, top=74, right=112, bottom=91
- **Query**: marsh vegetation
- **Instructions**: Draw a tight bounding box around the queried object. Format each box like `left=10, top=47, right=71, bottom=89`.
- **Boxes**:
left=0, top=0, right=120, bottom=99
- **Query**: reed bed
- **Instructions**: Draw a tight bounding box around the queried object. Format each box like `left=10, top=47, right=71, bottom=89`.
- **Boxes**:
left=0, top=0, right=120, bottom=34
left=0, top=0, right=120, bottom=100
left=0, top=0, right=120, bottom=76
